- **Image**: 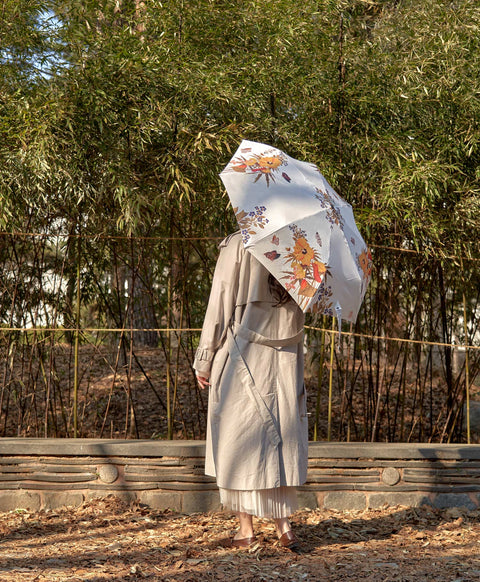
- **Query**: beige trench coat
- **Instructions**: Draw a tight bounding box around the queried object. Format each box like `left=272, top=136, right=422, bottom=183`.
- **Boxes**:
left=193, top=232, right=308, bottom=491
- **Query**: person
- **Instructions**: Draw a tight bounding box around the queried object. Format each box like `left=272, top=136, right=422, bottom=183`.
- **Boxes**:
left=193, top=231, right=308, bottom=548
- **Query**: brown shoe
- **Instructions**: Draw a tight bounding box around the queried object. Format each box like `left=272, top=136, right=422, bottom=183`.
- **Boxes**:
left=278, top=530, right=298, bottom=548
left=231, top=536, right=256, bottom=548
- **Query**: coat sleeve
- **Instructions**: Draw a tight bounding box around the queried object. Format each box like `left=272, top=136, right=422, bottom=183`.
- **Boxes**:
left=193, top=233, right=243, bottom=376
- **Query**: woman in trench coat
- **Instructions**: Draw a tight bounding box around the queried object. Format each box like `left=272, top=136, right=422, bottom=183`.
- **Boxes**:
left=193, top=231, right=308, bottom=548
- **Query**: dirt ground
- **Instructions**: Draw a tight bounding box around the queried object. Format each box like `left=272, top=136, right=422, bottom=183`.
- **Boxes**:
left=1, top=497, right=480, bottom=581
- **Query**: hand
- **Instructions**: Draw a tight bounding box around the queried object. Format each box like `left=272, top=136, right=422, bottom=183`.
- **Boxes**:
left=196, top=373, right=210, bottom=389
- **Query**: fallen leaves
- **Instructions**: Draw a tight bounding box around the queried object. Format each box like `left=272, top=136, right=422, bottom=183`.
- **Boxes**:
left=0, top=497, right=480, bottom=580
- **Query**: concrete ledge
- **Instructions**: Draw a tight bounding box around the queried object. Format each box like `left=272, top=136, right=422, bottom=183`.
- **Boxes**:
left=0, top=438, right=206, bottom=458
left=1, top=439, right=480, bottom=513
left=2, top=439, right=480, bottom=460
left=308, top=442, right=480, bottom=460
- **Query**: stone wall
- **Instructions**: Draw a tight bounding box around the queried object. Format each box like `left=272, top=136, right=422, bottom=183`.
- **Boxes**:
left=0, top=439, right=479, bottom=513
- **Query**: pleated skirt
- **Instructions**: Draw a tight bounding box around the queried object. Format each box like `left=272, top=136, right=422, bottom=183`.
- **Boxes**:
left=219, top=486, right=298, bottom=518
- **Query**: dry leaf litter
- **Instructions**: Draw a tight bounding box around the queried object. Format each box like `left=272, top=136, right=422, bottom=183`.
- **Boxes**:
left=1, top=497, right=480, bottom=581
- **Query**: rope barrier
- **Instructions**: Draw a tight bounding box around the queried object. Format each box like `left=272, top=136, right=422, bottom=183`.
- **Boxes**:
left=369, top=243, right=480, bottom=262
left=1, top=231, right=478, bottom=261
left=1, top=235, right=478, bottom=352
left=0, top=327, right=202, bottom=333
left=1, top=325, right=478, bottom=351
left=304, top=325, right=480, bottom=351
left=0, top=232, right=223, bottom=242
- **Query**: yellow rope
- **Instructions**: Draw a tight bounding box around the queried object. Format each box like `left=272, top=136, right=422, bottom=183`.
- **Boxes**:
left=0, top=327, right=202, bottom=333
left=304, top=325, right=480, bottom=351
left=1, top=325, right=478, bottom=351
left=0, top=231, right=223, bottom=242
left=1, top=231, right=478, bottom=261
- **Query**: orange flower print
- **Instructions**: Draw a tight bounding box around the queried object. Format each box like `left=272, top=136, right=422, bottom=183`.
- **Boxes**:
left=292, top=237, right=315, bottom=266
left=293, top=263, right=306, bottom=280
left=230, top=157, right=259, bottom=172
left=313, top=260, right=327, bottom=282
left=232, top=164, right=247, bottom=172
left=299, top=278, right=317, bottom=297
left=358, top=249, right=372, bottom=279
left=283, top=225, right=331, bottom=308
left=258, top=156, right=282, bottom=172
left=227, top=149, right=286, bottom=186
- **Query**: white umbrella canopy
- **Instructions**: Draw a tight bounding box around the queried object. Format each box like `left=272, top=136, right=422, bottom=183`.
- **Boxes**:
left=220, top=140, right=372, bottom=324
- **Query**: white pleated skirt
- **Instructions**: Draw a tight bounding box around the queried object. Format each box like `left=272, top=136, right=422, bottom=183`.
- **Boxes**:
left=219, top=486, right=298, bottom=518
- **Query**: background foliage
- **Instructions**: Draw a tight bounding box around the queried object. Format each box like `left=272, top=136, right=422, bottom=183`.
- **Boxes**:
left=0, top=0, right=479, bottom=441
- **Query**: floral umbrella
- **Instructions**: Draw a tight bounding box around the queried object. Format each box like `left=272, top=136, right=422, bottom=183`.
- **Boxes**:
left=220, top=139, right=372, bottom=324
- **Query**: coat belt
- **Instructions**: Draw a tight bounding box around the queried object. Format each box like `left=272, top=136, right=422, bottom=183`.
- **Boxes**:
left=232, top=322, right=303, bottom=347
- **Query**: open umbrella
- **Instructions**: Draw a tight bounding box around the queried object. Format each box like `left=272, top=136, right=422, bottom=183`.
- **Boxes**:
left=220, top=139, right=372, bottom=326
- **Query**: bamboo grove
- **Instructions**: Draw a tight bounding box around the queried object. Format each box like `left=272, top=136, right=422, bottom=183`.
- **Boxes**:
left=1, top=0, right=479, bottom=442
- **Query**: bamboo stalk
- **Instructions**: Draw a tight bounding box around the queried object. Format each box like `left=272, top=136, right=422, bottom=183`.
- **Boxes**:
left=73, top=234, right=81, bottom=438
left=171, top=247, right=188, bottom=439
left=371, top=367, right=385, bottom=442
left=166, top=251, right=173, bottom=440
left=327, top=318, right=336, bottom=442
left=314, top=317, right=327, bottom=441
left=100, top=330, right=125, bottom=438
left=340, top=322, right=353, bottom=440
left=124, top=234, right=138, bottom=439
left=462, top=259, right=471, bottom=444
